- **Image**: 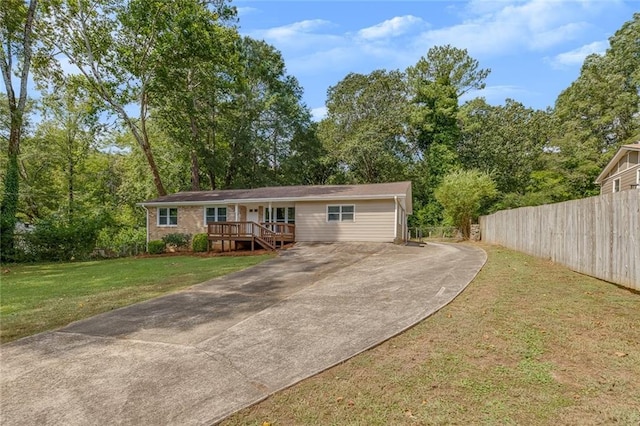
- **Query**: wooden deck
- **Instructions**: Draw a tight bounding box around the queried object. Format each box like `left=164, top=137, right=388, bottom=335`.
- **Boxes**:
left=207, top=222, right=295, bottom=252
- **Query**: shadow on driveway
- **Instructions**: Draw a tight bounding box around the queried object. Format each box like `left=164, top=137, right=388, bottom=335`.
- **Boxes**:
left=1, top=242, right=486, bottom=425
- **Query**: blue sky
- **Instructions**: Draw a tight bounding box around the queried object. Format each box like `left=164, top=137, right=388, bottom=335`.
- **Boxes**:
left=235, top=0, right=638, bottom=121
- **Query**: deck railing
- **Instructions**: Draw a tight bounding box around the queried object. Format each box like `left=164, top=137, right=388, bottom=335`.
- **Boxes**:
left=207, top=221, right=295, bottom=251
left=261, top=222, right=295, bottom=242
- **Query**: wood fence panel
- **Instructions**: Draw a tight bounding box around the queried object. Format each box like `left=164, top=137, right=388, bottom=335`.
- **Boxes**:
left=480, top=191, right=639, bottom=290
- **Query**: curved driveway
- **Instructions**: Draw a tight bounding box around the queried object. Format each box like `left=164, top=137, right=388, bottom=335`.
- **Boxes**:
left=1, top=242, right=486, bottom=425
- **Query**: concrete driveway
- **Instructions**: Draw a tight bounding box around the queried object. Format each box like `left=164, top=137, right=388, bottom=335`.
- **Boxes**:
left=1, top=242, right=486, bottom=425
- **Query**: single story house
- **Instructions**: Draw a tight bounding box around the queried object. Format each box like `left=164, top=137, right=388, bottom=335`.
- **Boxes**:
left=139, top=181, right=412, bottom=250
left=595, top=142, right=640, bottom=195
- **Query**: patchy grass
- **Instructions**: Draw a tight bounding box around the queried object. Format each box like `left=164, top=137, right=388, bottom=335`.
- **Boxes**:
left=0, top=254, right=272, bottom=343
left=222, top=244, right=640, bottom=426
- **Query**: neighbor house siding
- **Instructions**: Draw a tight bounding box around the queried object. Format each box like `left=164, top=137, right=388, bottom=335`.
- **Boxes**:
left=295, top=200, right=396, bottom=242
left=148, top=205, right=238, bottom=241
left=600, top=164, right=640, bottom=195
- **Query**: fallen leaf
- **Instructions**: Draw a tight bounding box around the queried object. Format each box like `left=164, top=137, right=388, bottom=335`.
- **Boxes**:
left=614, top=352, right=628, bottom=357
left=336, top=396, right=344, bottom=403
left=262, top=422, right=271, bottom=426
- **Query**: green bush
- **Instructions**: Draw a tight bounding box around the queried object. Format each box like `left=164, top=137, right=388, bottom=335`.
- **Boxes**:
left=19, top=215, right=102, bottom=261
left=147, top=240, right=165, bottom=254
left=162, top=233, right=191, bottom=250
left=192, top=233, right=209, bottom=252
left=96, top=227, right=146, bottom=257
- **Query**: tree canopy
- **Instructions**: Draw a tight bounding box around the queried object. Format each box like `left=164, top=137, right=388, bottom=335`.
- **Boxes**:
left=2, top=6, right=639, bottom=256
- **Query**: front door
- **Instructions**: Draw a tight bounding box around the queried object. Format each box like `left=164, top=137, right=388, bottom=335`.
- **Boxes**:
left=247, top=207, right=260, bottom=236
left=247, top=207, right=259, bottom=224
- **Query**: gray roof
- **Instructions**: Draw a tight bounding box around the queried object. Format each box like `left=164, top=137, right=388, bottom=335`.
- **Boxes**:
left=141, top=181, right=412, bottom=212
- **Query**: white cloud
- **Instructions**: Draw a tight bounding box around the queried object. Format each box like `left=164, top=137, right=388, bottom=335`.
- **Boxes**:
left=310, top=106, right=327, bottom=122
left=248, top=19, right=343, bottom=52
left=462, top=85, right=534, bottom=104
left=357, top=15, right=424, bottom=40
left=547, top=40, right=608, bottom=68
left=236, top=6, right=258, bottom=17
left=413, top=0, right=597, bottom=56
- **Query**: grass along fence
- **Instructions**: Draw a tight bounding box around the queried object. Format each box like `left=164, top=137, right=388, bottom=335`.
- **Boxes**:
left=480, top=190, right=639, bottom=290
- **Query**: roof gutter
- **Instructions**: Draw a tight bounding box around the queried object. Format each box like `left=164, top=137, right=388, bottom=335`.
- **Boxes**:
left=138, top=194, right=408, bottom=207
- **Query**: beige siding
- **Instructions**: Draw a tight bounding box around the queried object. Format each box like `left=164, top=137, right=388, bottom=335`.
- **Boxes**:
left=147, top=205, right=237, bottom=241
left=600, top=165, right=640, bottom=195
left=295, top=200, right=396, bottom=242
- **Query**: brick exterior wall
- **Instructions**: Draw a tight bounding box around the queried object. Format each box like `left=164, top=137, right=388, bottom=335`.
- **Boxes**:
left=147, top=206, right=206, bottom=242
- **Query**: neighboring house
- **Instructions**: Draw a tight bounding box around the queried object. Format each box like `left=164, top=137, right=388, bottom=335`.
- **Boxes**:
left=595, top=143, right=640, bottom=195
left=139, top=181, right=412, bottom=250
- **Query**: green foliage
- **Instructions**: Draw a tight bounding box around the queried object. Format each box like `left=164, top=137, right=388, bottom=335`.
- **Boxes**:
left=435, top=170, right=497, bottom=239
left=147, top=240, right=165, bottom=255
left=161, top=233, right=191, bottom=249
left=458, top=98, right=550, bottom=194
left=550, top=13, right=640, bottom=198
left=320, top=70, right=411, bottom=183
left=96, top=226, right=146, bottom=257
left=18, top=215, right=103, bottom=262
left=1, top=156, right=20, bottom=261
left=192, top=233, right=209, bottom=253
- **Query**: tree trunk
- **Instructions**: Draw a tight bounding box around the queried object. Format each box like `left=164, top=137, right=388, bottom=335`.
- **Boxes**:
left=189, top=111, right=201, bottom=191
left=190, top=149, right=200, bottom=191
left=129, top=111, right=167, bottom=196
left=0, top=0, right=38, bottom=260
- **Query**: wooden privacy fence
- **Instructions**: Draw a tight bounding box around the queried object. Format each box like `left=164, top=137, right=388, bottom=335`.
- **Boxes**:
left=480, top=190, right=640, bottom=290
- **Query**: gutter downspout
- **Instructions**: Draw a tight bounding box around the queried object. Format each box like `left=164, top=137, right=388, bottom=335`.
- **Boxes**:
left=142, top=205, right=149, bottom=251
left=235, top=203, right=239, bottom=222
left=394, top=196, right=398, bottom=240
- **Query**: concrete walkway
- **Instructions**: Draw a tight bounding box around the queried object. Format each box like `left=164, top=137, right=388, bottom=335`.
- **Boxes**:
left=1, top=242, right=486, bottom=425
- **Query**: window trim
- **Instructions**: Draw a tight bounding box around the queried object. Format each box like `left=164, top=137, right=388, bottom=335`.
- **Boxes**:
left=613, top=178, right=621, bottom=193
left=204, top=206, right=228, bottom=224
left=158, top=207, right=178, bottom=227
left=326, top=204, right=355, bottom=222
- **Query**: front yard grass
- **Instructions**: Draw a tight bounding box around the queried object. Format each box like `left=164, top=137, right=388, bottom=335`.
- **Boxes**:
left=222, top=244, right=640, bottom=426
left=0, top=254, right=272, bottom=343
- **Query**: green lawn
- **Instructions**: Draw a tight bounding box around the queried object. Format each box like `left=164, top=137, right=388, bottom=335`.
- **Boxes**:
left=222, top=244, right=640, bottom=426
left=0, top=254, right=272, bottom=343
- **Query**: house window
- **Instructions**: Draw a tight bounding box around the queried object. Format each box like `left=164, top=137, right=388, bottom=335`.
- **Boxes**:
left=158, top=207, right=178, bottom=226
left=287, top=207, right=295, bottom=224
left=327, top=205, right=355, bottom=222
left=205, top=207, right=227, bottom=223
left=265, top=207, right=295, bottom=223
left=613, top=178, right=621, bottom=193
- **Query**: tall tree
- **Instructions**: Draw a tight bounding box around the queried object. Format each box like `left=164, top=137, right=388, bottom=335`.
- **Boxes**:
left=319, top=70, right=411, bottom=183
left=406, top=45, right=490, bottom=225
left=221, top=37, right=311, bottom=189
left=38, top=0, right=235, bottom=196
left=551, top=13, right=640, bottom=197
left=0, top=0, right=38, bottom=259
left=146, top=0, right=238, bottom=191
left=458, top=98, right=550, bottom=195
left=38, top=78, right=101, bottom=218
